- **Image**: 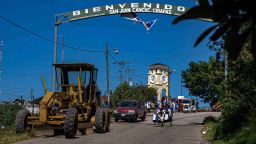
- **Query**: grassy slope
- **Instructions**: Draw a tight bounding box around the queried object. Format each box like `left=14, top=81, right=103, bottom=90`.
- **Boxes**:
left=203, top=117, right=256, bottom=144
left=0, top=127, right=33, bottom=144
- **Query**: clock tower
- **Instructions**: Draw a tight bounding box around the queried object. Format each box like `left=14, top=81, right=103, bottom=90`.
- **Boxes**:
left=148, top=63, right=170, bottom=102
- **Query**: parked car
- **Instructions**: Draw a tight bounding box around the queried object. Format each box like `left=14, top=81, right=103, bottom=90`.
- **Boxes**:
left=113, top=100, right=146, bottom=122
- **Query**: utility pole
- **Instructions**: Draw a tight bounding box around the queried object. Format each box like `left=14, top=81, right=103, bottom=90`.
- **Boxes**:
left=0, top=41, right=3, bottom=77
left=20, top=95, right=23, bottom=108
left=125, top=67, right=135, bottom=82
left=105, top=43, right=110, bottom=107
left=224, top=49, right=228, bottom=95
left=221, top=42, right=228, bottom=95
left=224, top=50, right=228, bottom=80
left=61, top=35, right=64, bottom=63
left=0, top=41, right=3, bottom=95
left=106, top=45, right=119, bottom=108
left=168, top=68, right=176, bottom=98
left=30, top=89, right=34, bottom=115
left=30, top=89, right=33, bottom=102
left=114, top=60, right=126, bottom=85
left=214, top=41, right=227, bottom=79
left=181, top=77, right=183, bottom=96
left=53, top=17, right=59, bottom=91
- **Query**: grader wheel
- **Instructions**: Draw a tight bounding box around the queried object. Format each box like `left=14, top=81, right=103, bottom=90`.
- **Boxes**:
left=94, top=108, right=107, bottom=133
left=105, top=111, right=110, bottom=132
left=64, top=108, right=78, bottom=138
left=15, top=109, right=32, bottom=134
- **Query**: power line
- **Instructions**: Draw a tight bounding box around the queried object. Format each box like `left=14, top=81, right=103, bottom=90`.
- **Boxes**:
left=109, top=53, right=119, bottom=62
left=113, top=60, right=126, bottom=85
left=1, top=91, right=27, bottom=98
left=134, top=73, right=147, bottom=77
left=1, top=29, right=47, bottom=51
left=1, top=86, right=43, bottom=91
left=125, top=67, right=135, bottom=82
left=1, top=89, right=32, bottom=97
left=0, top=15, right=104, bottom=53
left=2, top=71, right=51, bottom=76
left=1, top=88, right=30, bottom=93
left=2, top=74, right=44, bottom=78
left=110, top=71, right=120, bottom=90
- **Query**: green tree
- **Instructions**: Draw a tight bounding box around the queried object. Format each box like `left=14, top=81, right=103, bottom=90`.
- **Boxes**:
left=173, top=0, right=256, bottom=140
left=112, top=82, right=157, bottom=107
left=182, top=56, right=224, bottom=107
left=219, top=43, right=256, bottom=136
left=145, top=87, right=158, bottom=102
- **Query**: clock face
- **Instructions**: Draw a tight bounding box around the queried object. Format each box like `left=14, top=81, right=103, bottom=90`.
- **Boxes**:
left=150, top=75, right=156, bottom=84
left=161, top=75, right=168, bottom=84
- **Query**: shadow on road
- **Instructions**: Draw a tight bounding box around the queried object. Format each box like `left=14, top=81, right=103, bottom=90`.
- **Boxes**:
left=42, top=134, right=79, bottom=139
left=173, top=122, right=203, bottom=127
left=113, top=119, right=145, bottom=123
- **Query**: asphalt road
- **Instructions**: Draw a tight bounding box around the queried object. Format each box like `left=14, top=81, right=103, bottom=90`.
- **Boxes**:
left=16, top=112, right=220, bottom=144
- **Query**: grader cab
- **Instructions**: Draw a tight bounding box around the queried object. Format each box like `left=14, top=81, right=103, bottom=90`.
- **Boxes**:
left=15, top=63, right=110, bottom=138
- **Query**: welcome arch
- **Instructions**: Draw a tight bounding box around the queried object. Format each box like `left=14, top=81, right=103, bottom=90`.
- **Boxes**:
left=55, top=3, right=189, bottom=25
left=53, top=2, right=191, bottom=90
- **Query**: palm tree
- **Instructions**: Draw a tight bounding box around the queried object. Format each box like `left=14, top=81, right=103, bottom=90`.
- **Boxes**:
left=173, top=0, right=256, bottom=60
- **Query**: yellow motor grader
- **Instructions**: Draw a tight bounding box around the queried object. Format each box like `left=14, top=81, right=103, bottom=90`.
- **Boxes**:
left=15, top=63, right=110, bottom=138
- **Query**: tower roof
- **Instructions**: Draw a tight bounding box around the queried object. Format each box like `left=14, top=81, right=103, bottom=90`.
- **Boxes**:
left=149, top=63, right=170, bottom=71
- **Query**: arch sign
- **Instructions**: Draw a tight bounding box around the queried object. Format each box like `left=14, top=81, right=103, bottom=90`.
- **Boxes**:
left=53, top=2, right=190, bottom=90
left=69, top=3, right=189, bottom=21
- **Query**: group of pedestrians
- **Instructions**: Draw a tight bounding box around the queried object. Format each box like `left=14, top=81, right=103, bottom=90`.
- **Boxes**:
left=145, top=97, right=175, bottom=126
left=145, top=97, right=175, bottom=113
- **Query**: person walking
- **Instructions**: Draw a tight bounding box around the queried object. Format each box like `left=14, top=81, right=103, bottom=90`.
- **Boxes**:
left=145, top=100, right=151, bottom=113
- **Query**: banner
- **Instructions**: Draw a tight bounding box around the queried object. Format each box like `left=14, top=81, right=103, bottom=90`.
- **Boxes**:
left=70, top=3, right=188, bottom=21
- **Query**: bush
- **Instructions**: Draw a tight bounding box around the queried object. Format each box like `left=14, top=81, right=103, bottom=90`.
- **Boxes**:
left=228, top=120, right=256, bottom=144
left=203, top=116, right=256, bottom=144
left=203, top=116, right=223, bottom=142
left=0, top=104, right=20, bottom=127
left=220, top=97, right=249, bottom=137
left=0, top=105, right=35, bottom=144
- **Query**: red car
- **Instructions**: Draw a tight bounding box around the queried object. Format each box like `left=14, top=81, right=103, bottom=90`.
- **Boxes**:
left=113, top=100, right=147, bottom=122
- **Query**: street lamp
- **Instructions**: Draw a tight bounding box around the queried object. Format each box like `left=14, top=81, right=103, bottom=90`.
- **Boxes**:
left=168, top=67, right=176, bottom=99
left=105, top=43, right=119, bottom=108
left=114, top=48, right=119, bottom=54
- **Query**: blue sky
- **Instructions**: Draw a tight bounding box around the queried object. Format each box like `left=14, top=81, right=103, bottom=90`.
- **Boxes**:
left=0, top=0, right=214, bottom=107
